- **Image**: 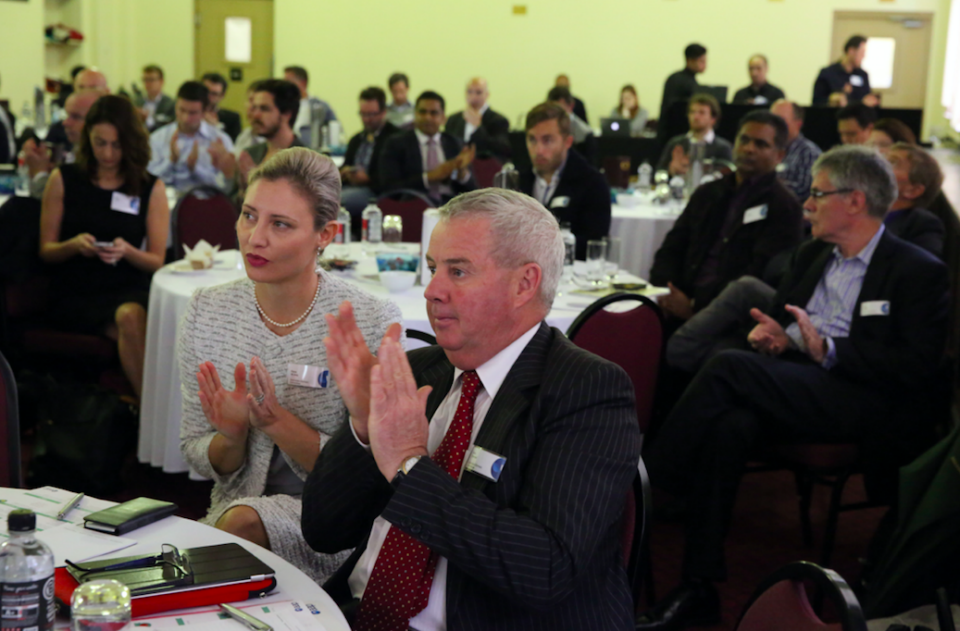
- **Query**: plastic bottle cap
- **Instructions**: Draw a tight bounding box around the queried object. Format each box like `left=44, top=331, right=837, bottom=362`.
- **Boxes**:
left=8, top=509, right=36, bottom=532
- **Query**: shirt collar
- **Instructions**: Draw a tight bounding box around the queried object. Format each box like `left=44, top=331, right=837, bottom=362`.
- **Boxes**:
left=534, top=153, right=568, bottom=189
left=452, top=323, right=541, bottom=400
left=688, top=129, right=716, bottom=144
left=415, top=128, right=441, bottom=146
left=180, top=120, right=218, bottom=140
left=833, top=224, right=885, bottom=264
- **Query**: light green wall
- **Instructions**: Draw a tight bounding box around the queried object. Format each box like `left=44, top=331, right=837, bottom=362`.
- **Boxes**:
left=0, top=0, right=44, bottom=115
left=276, top=0, right=947, bottom=139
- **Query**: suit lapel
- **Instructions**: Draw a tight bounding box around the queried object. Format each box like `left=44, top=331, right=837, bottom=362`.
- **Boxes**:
left=789, top=244, right=834, bottom=308
left=853, top=231, right=895, bottom=321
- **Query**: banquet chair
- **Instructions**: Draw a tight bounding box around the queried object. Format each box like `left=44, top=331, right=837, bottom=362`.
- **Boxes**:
left=619, top=457, right=652, bottom=612
left=406, top=329, right=437, bottom=346
left=376, top=189, right=436, bottom=242
left=735, top=561, right=867, bottom=631
left=0, top=350, right=22, bottom=488
left=172, top=185, right=239, bottom=259
left=566, top=292, right=664, bottom=605
left=471, top=157, right=502, bottom=189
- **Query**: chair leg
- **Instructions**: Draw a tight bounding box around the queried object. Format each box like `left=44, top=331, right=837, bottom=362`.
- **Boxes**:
left=795, top=470, right=815, bottom=547
left=820, top=470, right=852, bottom=568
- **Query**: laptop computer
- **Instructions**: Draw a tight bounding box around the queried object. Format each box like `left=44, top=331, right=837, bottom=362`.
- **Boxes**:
left=694, top=85, right=728, bottom=104
left=601, top=117, right=632, bottom=137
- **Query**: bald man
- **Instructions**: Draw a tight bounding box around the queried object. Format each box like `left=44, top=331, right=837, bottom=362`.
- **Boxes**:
left=444, top=77, right=511, bottom=162
left=73, top=68, right=109, bottom=94
left=732, top=55, right=785, bottom=105
left=23, top=90, right=101, bottom=197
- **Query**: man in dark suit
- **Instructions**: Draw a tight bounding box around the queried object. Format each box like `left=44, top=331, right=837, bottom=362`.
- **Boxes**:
left=445, top=77, right=511, bottom=163
left=518, top=102, right=610, bottom=260
left=201, top=72, right=242, bottom=142
left=134, top=64, right=175, bottom=132
left=731, top=55, right=785, bottom=105
left=638, top=145, right=949, bottom=630
left=656, top=93, right=732, bottom=177
left=555, top=74, right=588, bottom=124
left=341, top=86, right=399, bottom=218
left=884, top=143, right=946, bottom=259
left=813, top=35, right=878, bottom=107
left=378, top=90, right=476, bottom=204
left=304, top=188, right=641, bottom=631
left=658, top=43, right=707, bottom=142
left=0, top=72, right=17, bottom=165
left=651, top=110, right=803, bottom=325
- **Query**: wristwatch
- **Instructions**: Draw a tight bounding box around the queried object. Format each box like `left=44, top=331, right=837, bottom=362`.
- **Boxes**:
left=392, top=455, right=422, bottom=487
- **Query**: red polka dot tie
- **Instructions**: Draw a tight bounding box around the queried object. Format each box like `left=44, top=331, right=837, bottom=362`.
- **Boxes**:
left=354, top=371, right=482, bottom=631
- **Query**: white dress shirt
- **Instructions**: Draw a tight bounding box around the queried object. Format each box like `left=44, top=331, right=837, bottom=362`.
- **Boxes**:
left=0, top=106, right=15, bottom=160
left=348, top=323, right=542, bottom=631
left=687, top=128, right=716, bottom=144
left=142, top=94, right=163, bottom=130
left=463, top=103, right=489, bottom=142
left=414, top=129, right=469, bottom=195
left=532, top=154, right=568, bottom=207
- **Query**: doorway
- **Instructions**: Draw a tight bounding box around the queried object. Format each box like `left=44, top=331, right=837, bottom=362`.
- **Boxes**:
left=831, top=11, right=933, bottom=110
left=195, top=0, right=274, bottom=122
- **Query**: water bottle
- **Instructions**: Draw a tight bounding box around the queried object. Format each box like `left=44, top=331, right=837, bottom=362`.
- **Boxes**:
left=361, top=200, right=382, bottom=244
left=637, top=161, right=652, bottom=192
left=493, top=162, right=519, bottom=190
left=560, top=222, right=576, bottom=272
left=0, top=510, right=55, bottom=631
left=686, top=142, right=705, bottom=196
left=16, top=156, right=30, bottom=196
left=335, top=206, right=351, bottom=244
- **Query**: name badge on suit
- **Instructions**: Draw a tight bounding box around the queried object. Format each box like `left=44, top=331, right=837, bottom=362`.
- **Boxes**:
left=849, top=75, right=864, bottom=87
left=743, top=204, right=768, bottom=224
left=860, top=300, right=891, bottom=317
left=111, top=192, right=140, bottom=215
left=551, top=196, right=570, bottom=209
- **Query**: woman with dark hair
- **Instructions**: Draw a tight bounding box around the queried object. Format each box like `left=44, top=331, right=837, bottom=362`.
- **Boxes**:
left=610, top=84, right=648, bottom=135
left=39, top=94, right=169, bottom=398
left=868, top=118, right=918, bottom=155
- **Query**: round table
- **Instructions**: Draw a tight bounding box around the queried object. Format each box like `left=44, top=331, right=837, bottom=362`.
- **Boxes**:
left=610, top=191, right=681, bottom=280
left=138, top=245, right=664, bottom=474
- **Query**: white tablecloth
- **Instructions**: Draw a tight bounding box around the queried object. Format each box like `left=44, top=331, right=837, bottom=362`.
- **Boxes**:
left=138, top=245, right=664, bottom=474
left=610, top=192, right=682, bottom=280
left=1, top=487, right=349, bottom=631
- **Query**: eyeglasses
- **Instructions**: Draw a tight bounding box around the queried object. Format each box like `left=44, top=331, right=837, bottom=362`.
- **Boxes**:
left=809, top=188, right=855, bottom=200
left=66, top=543, right=192, bottom=578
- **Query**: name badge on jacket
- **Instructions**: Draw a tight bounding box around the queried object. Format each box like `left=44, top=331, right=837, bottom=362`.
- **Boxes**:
left=111, top=192, right=140, bottom=215
left=743, top=204, right=768, bottom=224
left=465, top=446, right=506, bottom=482
left=849, top=75, right=864, bottom=87
left=287, top=364, right=330, bottom=388
left=550, top=196, right=570, bottom=209
left=861, top=301, right=890, bottom=317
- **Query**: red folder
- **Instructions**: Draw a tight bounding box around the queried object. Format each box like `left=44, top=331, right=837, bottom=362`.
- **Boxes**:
left=55, top=567, right=277, bottom=618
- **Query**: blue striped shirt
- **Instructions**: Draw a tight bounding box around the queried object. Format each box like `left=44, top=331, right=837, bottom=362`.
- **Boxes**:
left=785, top=225, right=885, bottom=368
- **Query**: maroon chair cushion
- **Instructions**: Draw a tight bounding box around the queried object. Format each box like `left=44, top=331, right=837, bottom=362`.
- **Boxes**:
left=472, top=157, right=503, bottom=189
left=738, top=580, right=831, bottom=631
left=174, top=191, right=239, bottom=259
left=376, top=198, right=430, bottom=243
left=568, top=301, right=663, bottom=433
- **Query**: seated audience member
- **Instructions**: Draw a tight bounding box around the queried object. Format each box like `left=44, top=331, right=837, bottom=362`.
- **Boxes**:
left=386, top=72, right=414, bottom=129
left=837, top=102, right=877, bottom=145
left=555, top=73, right=589, bottom=123
left=135, top=64, right=175, bottom=132
left=0, top=80, right=14, bottom=165
left=732, top=55, right=785, bottom=105
left=548, top=85, right=597, bottom=165
left=445, top=77, right=511, bottom=162
left=38, top=95, right=169, bottom=399
left=284, top=65, right=338, bottom=146
left=770, top=99, right=821, bottom=201
left=148, top=81, right=236, bottom=193
left=233, top=82, right=265, bottom=158
left=201, top=72, right=242, bottom=142
left=519, top=102, right=611, bottom=260
left=659, top=43, right=707, bottom=137
left=303, top=188, right=641, bottom=630
left=656, top=93, right=733, bottom=176
left=639, top=146, right=948, bottom=630
left=238, top=79, right=304, bottom=185
left=42, top=69, right=109, bottom=151
left=885, top=143, right=945, bottom=259
left=340, top=86, right=399, bottom=217
left=867, top=118, right=918, bottom=155
left=23, top=90, right=100, bottom=198
left=378, top=90, right=476, bottom=204
left=610, top=84, right=649, bottom=135
left=813, top=35, right=878, bottom=107
left=73, top=67, right=109, bottom=94
left=179, top=148, right=401, bottom=583
left=650, top=110, right=803, bottom=324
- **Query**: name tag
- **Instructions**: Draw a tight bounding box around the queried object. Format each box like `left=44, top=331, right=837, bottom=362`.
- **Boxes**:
left=110, top=192, right=140, bottom=215
left=287, top=364, right=330, bottom=388
left=753, top=96, right=769, bottom=105
left=550, top=196, right=570, bottom=209
left=849, top=75, right=864, bottom=87
left=743, top=204, right=768, bottom=224
left=465, top=446, right=506, bottom=482
left=860, top=300, right=890, bottom=317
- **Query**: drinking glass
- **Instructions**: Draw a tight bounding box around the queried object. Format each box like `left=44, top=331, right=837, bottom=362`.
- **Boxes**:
left=382, top=215, right=402, bottom=243
left=71, top=579, right=131, bottom=631
left=586, top=240, right=607, bottom=285
left=604, top=237, right=621, bottom=281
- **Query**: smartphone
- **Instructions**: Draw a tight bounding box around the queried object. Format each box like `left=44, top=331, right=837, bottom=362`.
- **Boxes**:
left=93, top=241, right=114, bottom=248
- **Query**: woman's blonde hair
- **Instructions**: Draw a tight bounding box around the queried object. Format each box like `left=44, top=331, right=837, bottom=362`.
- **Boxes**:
left=247, top=148, right=341, bottom=229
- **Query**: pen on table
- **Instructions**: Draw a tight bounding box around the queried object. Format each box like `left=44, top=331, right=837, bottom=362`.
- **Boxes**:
left=57, top=492, right=84, bottom=520
left=219, top=603, right=272, bottom=631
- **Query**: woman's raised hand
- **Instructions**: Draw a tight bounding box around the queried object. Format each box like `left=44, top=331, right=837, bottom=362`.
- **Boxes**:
left=197, top=361, right=251, bottom=443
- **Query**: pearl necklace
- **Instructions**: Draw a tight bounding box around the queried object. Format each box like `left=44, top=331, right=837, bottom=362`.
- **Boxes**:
left=255, top=275, right=322, bottom=328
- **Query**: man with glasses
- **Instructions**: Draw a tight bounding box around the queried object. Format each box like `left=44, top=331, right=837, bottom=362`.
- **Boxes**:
left=201, top=72, right=242, bottom=142
left=340, top=86, right=400, bottom=221
left=22, top=90, right=100, bottom=198
left=135, top=64, right=175, bottom=132
left=378, top=90, right=476, bottom=204
left=639, top=145, right=948, bottom=630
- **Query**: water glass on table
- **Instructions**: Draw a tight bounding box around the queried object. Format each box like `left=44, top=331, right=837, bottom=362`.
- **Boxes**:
left=382, top=215, right=403, bottom=243
left=604, top=237, right=621, bottom=282
left=586, top=240, right=608, bottom=286
left=71, top=579, right=131, bottom=631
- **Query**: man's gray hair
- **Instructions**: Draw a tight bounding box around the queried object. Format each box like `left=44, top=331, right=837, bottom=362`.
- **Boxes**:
left=812, top=145, right=897, bottom=219
left=247, top=147, right=341, bottom=229
left=438, top=189, right=565, bottom=309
